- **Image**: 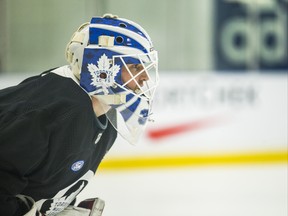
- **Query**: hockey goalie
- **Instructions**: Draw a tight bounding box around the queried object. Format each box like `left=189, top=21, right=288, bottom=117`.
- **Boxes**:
left=0, top=14, right=159, bottom=216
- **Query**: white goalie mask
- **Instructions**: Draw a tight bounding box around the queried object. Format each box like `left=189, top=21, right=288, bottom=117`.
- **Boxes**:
left=65, top=14, right=159, bottom=144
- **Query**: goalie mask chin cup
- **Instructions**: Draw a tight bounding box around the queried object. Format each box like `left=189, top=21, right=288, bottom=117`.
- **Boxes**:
left=65, top=15, right=159, bottom=144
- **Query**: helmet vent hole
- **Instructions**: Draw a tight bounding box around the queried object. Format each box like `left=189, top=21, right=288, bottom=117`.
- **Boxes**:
left=119, top=23, right=127, bottom=28
left=116, top=36, right=124, bottom=44
left=100, top=72, right=107, bottom=79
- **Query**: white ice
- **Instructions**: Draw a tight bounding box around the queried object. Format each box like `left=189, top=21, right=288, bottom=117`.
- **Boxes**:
left=77, top=164, right=288, bottom=216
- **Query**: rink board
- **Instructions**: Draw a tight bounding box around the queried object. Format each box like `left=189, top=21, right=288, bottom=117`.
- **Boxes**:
left=1, top=72, right=287, bottom=170
left=102, top=72, right=288, bottom=170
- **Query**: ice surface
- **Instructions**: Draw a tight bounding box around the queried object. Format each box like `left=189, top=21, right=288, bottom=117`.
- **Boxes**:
left=77, top=165, right=288, bottom=216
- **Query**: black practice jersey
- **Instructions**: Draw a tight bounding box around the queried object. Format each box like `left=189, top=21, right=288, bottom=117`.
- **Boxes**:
left=0, top=67, right=117, bottom=215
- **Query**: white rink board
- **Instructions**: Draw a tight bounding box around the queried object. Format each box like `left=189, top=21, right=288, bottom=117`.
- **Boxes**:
left=109, top=72, right=288, bottom=157
left=1, top=72, right=287, bottom=156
